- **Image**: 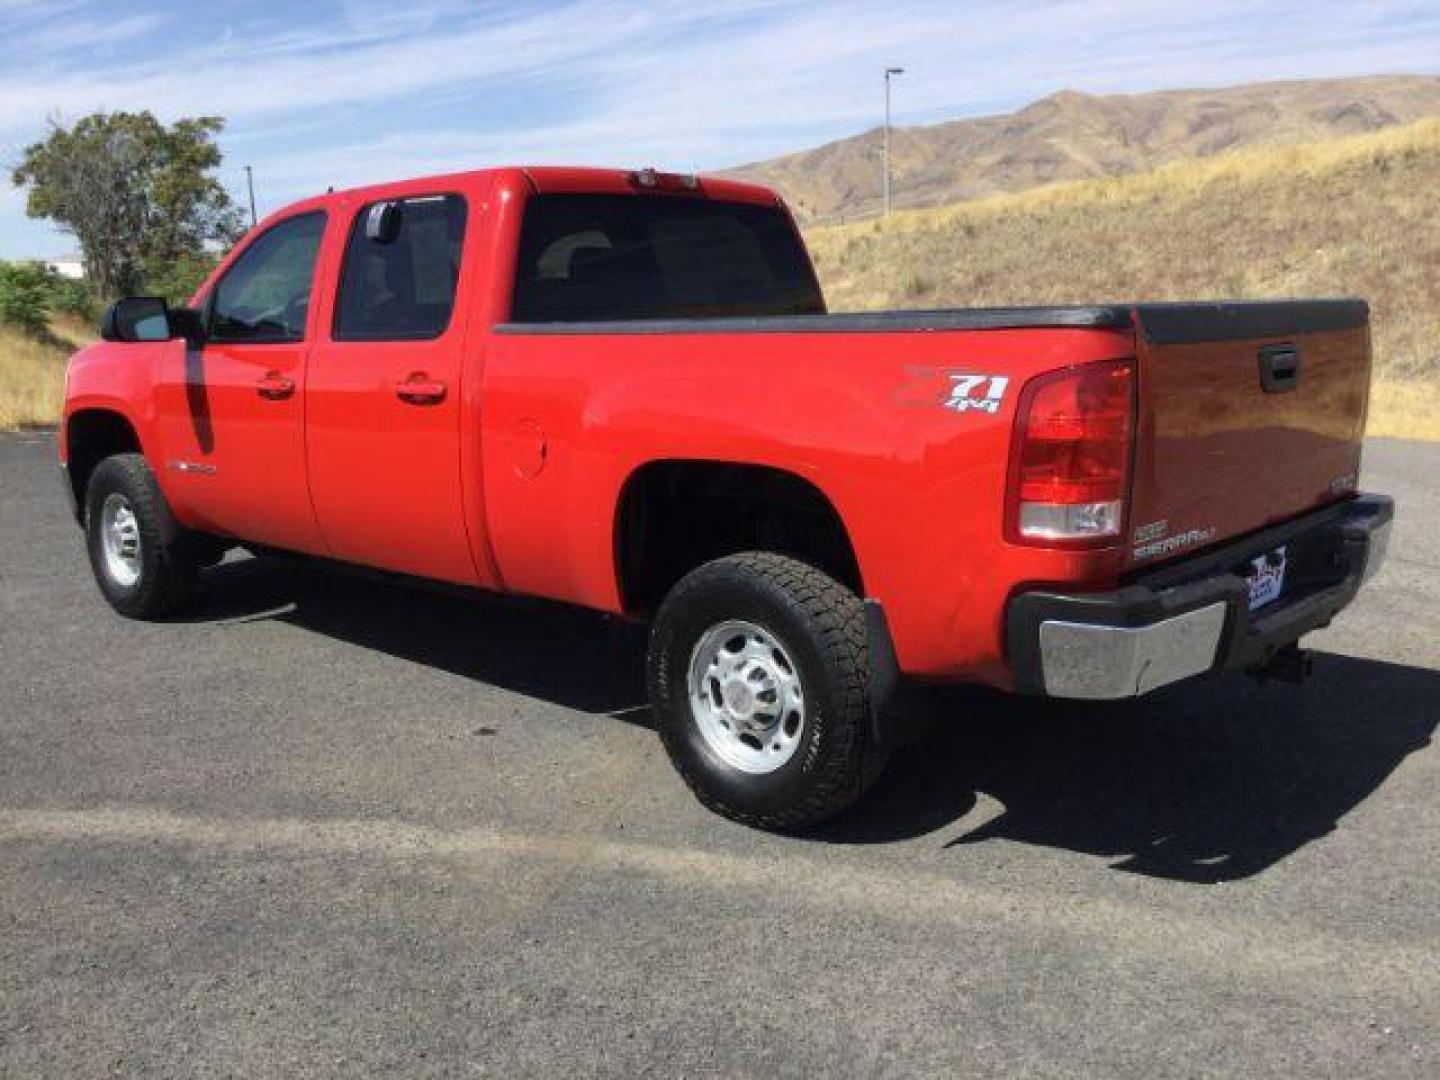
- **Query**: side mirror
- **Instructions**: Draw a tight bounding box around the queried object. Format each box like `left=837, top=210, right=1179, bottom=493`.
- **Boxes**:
left=364, top=201, right=403, bottom=243
left=100, top=296, right=173, bottom=343
left=99, top=298, right=206, bottom=345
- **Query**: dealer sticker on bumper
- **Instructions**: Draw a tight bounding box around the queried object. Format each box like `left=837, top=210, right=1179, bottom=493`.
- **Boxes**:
left=1246, top=546, right=1288, bottom=611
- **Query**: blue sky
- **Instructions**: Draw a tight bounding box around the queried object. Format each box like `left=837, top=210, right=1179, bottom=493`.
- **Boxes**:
left=2, top=0, right=1439, bottom=258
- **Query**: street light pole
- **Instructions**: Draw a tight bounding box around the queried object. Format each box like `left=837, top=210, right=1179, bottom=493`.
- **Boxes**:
left=883, top=67, right=904, bottom=217
left=244, top=165, right=257, bottom=229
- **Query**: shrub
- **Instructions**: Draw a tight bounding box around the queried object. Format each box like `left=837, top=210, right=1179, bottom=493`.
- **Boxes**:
left=0, top=261, right=53, bottom=337
left=144, top=250, right=220, bottom=308
left=48, top=273, right=96, bottom=319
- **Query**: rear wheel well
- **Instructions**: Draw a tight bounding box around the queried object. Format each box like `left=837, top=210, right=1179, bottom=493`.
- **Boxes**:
left=67, top=410, right=142, bottom=519
left=615, top=460, right=863, bottom=613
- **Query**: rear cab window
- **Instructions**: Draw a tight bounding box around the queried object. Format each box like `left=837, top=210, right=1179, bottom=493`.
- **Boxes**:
left=334, top=194, right=467, bottom=340
left=510, top=194, right=823, bottom=322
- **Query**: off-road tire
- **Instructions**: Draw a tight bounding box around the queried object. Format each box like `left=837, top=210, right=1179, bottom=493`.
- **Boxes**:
left=84, top=453, right=200, bottom=618
left=648, top=552, right=888, bottom=831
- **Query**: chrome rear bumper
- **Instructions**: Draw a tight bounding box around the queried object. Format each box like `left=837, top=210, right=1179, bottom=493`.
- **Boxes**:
left=1036, top=603, right=1228, bottom=699
left=1008, top=494, right=1393, bottom=700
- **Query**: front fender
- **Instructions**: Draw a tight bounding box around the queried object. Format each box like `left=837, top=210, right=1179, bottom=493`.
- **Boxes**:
left=62, top=341, right=166, bottom=460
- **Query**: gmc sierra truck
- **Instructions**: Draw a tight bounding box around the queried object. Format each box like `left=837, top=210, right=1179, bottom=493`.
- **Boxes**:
left=62, top=166, right=1393, bottom=830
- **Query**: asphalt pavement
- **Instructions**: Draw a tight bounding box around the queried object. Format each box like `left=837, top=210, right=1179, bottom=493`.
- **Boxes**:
left=0, top=432, right=1436, bottom=1078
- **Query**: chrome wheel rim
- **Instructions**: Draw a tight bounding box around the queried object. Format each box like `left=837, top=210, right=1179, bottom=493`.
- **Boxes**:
left=687, top=619, right=805, bottom=774
left=100, top=492, right=142, bottom=588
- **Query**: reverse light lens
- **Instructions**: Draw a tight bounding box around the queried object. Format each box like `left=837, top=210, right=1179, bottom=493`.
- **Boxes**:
left=1018, top=499, right=1123, bottom=540
left=1010, top=360, right=1133, bottom=543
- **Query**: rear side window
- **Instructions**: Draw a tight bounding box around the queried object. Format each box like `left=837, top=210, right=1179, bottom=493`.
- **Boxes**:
left=209, top=212, right=326, bottom=343
left=333, top=194, right=467, bottom=340
left=510, top=194, right=823, bottom=322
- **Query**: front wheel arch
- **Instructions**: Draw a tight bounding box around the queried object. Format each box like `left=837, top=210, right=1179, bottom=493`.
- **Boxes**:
left=66, top=408, right=143, bottom=524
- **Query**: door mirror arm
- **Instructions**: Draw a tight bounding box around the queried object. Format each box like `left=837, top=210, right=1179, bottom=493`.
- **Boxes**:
left=169, top=306, right=207, bottom=346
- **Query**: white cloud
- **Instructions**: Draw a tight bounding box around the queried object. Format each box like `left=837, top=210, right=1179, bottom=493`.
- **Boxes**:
left=2, top=0, right=1438, bottom=255
left=12, top=10, right=163, bottom=55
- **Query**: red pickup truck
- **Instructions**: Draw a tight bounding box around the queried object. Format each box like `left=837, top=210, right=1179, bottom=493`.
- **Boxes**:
left=61, top=165, right=1392, bottom=829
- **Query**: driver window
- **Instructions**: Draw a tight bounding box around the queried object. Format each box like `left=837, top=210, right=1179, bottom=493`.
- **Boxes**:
left=208, top=212, right=326, bottom=343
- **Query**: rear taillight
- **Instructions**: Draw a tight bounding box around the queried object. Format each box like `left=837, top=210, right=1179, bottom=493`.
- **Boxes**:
left=1007, top=359, right=1134, bottom=545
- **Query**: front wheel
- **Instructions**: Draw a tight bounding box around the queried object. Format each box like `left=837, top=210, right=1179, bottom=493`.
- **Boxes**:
left=648, top=552, right=888, bottom=831
left=84, top=453, right=200, bottom=619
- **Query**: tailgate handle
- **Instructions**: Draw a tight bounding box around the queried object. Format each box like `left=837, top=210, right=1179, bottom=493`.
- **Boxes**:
left=1258, top=344, right=1302, bottom=394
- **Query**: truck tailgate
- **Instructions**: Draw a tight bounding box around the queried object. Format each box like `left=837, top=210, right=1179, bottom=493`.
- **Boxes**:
left=1126, top=300, right=1371, bottom=570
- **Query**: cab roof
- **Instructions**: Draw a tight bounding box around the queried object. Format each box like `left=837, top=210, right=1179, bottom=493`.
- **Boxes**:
left=262, top=166, right=781, bottom=231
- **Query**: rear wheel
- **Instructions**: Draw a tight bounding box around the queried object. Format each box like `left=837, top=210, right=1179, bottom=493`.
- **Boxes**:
left=84, top=453, right=200, bottom=618
left=648, top=552, right=887, bottom=831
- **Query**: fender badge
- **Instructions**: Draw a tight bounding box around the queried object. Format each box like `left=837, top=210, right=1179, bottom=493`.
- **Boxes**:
left=943, top=374, right=1010, bottom=415
left=167, top=460, right=217, bottom=475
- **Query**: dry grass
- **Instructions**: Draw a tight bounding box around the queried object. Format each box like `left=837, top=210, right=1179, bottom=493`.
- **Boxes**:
left=807, top=117, right=1440, bottom=438
left=1366, top=380, right=1440, bottom=440
left=0, top=323, right=73, bottom=430
left=47, top=312, right=98, bottom=352
left=0, top=312, right=98, bottom=429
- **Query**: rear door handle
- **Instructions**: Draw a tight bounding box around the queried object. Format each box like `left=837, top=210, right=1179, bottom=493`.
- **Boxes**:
left=396, top=374, right=447, bottom=406
left=256, top=373, right=296, bottom=400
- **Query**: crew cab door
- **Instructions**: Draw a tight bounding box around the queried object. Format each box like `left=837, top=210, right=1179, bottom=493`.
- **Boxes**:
left=304, top=192, right=480, bottom=585
left=154, top=210, right=330, bottom=553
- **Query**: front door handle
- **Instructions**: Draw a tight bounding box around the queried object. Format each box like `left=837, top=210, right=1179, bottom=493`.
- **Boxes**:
left=256, top=373, right=296, bottom=400
left=396, top=373, right=447, bottom=406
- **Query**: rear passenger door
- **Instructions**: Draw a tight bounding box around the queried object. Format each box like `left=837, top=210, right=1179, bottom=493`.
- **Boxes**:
left=304, top=193, right=479, bottom=584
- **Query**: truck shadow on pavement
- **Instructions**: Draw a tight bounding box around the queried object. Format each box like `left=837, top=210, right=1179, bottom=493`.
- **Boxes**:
left=191, top=554, right=1435, bottom=884
left=826, top=663, right=1436, bottom=882
left=190, top=554, right=652, bottom=715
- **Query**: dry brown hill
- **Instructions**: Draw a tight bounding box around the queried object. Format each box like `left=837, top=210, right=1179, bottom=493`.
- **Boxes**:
left=802, top=117, right=1440, bottom=438
left=725, top=75, right=1440, bottom=224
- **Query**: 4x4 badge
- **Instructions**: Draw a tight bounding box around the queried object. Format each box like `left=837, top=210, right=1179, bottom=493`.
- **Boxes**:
left=943, top=374, right=1010, bottom=415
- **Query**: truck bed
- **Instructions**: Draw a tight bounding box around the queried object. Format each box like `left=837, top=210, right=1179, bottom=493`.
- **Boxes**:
left=496, top=298, right=1364, bottom=338
left=497, top=295, right=1372, bottom=580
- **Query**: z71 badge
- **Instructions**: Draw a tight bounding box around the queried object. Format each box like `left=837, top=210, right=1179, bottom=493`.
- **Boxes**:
left=943, top=374, right=1010, bottom=415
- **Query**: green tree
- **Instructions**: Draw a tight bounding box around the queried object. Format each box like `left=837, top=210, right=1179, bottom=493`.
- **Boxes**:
left=11, top=112, right=246, bottom=303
